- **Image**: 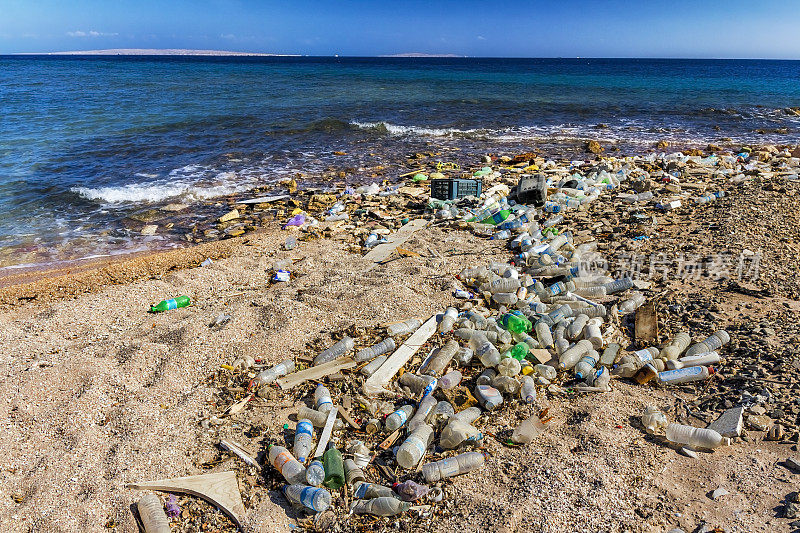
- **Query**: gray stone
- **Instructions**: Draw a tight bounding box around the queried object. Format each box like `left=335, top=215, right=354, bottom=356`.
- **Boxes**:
left=707, top=406, right=744, bottom=437
left=786, top=456, right=800, bottom=471
left=786, top=501, right=800, bottom=519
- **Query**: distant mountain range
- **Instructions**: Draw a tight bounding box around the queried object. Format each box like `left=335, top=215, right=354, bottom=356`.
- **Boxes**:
left=25, top=49, right=298, bottom=56
left=379, top=53, right=464, bottom=58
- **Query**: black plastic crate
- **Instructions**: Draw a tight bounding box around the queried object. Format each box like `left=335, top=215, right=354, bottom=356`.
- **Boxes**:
left=516, top=174, right=547, bottom=206
left=430, top=178, right=482, bottom=200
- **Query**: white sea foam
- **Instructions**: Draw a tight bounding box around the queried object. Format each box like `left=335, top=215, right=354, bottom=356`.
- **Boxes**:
left=350, top=120, right=482, bottom=137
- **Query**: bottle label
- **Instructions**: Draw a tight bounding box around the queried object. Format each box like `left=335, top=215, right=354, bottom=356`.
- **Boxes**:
left=659, top=366, right=704, bottom=382
left=166, top=298, right=178, bottom=310
left=634, top=349, right=653, bottom=364
left=273, top=450, right=292, bottom=471
left=315, top=398, right=332, bottom=410
left=422, top=379, right=438, bottom=398
left=296, top=421, right=313, bottom=437
left=354, top=482, right=370, bottom=498
left=395, top=409, right=408, bottom=426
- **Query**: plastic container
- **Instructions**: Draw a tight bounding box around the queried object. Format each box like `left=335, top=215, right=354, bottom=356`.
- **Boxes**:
left=559, top=339, right=593, bottom=370
left=455, top=347, right=474, bottom=365
left=268, top=445, right=306, bottom=484
left=422, top=452, right=486, bottom=482
left=452, top=406, right=481, bottom=424
left=440, top=418, right=482, bottom=449
left=584, top=318, right=603, bottom=349
left=685, top=330, right=730, bottom=357
left=344, top=458, right=366, bottom=486
left=660, top=332, right=691, bottom=360
left=658, top=365, right=714, bottom=385
left=439, top=307, right=459, bottom=334
left=665, top=423, right=725, bottom=449
left=535, top=321, right=555, bottom=350
left=361, top=355, right=387, bottom=377
left=353, top=481, right=396, bottom=499
left=294, top=419, right=314, bottom=463
left=511, top=413, right=548, bottom=444
left=604, top=277, right=634, bottom=294
left=497, top=357, right=521, bottom=377
left=439, top=370, right=463, bottom=389
left=474, top=384, right=503, bottom=410
left=284, top=484, right=332, bottom=513
left=491, top=375, right=520, bottom=395
left=520, top=375, right=536, bottom=403
left=574, top=351, right=598, bottom=380
left=424, top=340, right=459, bottom=376
left=252, top=359, right=295, bottom=389
left=150, top=295, right=191, bottom=313
left=394, top=480, right=430, bottom=501
left=385, top=405, right=415, bottom=432
left=566, top=314, right=589, bottom=340
left=470, top=335, right=501, bottom=367
left=666, top=351, right=721, bottom=370
left=313, top=337, right=354, bottom=365
left=351, top=497, right=411, bottom=516
left=355, top=338, right=396, bottom=362
left=641, top=406, right=668, bottom=434
left=408, top=395, right=436, bottom=430
left=297, top=405, right=343, bottom=430
left=314, top=384, right=333, bottom=413
left=387, top=318, right=423, bottom=336
left=396, top=424, right=433, bottom=468
left=617, top=292, right=646, bottom=315
left=306, top=459, right=325, bottom=486
left=431, top=401, right=455, bottom=426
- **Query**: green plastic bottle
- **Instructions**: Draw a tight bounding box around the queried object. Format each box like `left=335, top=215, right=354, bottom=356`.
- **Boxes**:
left=500, top=313, right=532, bottom=334
left=322, top=447, right=345, bottom=490
left=480, top=209, right=511, bottom=225
left=508, top=342, right=530, bottom=361
left=149, top=296, right=191, bottom=313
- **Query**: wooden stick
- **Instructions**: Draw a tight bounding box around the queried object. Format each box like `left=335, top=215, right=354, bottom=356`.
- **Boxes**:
left=277, top=357, right=356, bottom=390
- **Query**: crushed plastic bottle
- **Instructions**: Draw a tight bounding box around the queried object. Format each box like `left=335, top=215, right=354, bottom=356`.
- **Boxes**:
left=641, top=406, right=668, bottom=434
left=439, top=307, right=459, bottom=334
left=661, top=332, right=691, bottom=360
left=313, top=337, right=355, bottom=366
left=394, top=480, right=430, bottom=501
left=353, top=481, right=396, bottom=499
left=511, top=412, right=549, bottom=444
left=355, top=337, right=396, bottom=362
left=387, top=318, right=423, bottom=336
left=440, top=418, right=483, bottom=449
left=344, top=458, right=366, bottom=486
left=439, top=370, right=463, bottom=389
left=685, top=330, right=730, bottom=357
left=424, top=340, right=459, bottom=376
left=520, top=375, right=536, bottom=403
left=408, top=395, right=436, bottom=430
left=422, top=451, right=486, bottom=482
left=351, top=497, right=411, bottom=516
left=284, top=484, right=332, bottom=513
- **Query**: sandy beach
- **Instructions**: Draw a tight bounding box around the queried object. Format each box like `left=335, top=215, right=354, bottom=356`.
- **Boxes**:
left=1, top=144, right=800, bottom=533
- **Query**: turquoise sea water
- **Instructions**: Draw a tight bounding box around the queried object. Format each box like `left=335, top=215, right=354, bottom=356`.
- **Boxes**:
left=1, top=57, right=799, bottom=268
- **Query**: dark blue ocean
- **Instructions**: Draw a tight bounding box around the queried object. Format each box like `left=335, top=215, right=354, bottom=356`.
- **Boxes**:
left=1, top=56, right=799, bottom=268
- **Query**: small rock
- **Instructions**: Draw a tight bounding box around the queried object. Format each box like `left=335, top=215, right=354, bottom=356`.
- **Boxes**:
left=679, top=447, right=698, bottom=459
left=585, top=140, right=603, bottom=154
left=786, top=501, right=800, bottom=519
left=747, top=414, right=772, bottom=431
left=786, top=456, right=800, bottom=471
left=219, top=209, right=240, bottom=223
left=767, top=424, right=785, bottom=441
left=141, top=224, right=158, bottom=236
left=750, top=405, right=767, bottom=416
left=707, top=406, right=744, bottom=437
left=711, top=487, right=729, bottom=500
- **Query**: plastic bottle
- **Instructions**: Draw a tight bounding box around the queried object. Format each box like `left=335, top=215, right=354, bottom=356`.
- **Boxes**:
left=476, top=368, right=496, bottom=386
left=322, top=447, right=345, bottom=489
left=387, top=318, right=423, bottom=336
left=344, top=458, right=366, bottom=486
left=136, top=494, right=170, bottom=533
left=520, top=375, right=536, bottom=403
left=431, top=401, right=455, bottom=426
left=306, top=459, right=325, bottom=486
left=474, top=384, right=503, bottom=410
left=252, top=359, right=295, bottom=389
left=534, top=364, right=557, bottom=381
left=511, top=413, right=548, bottom=444
left=353, top=481, right=396, bottom=499
left=641, top=406, right=668, bottom=434
left=284, top=484, right=332, bottom=513
left=385, top=405, right=415, bottom=432
left=574, top=351, right=598, bottom=380
left=492, top=374, right=520, bottom=395
left=394, top=480, right=430, bottom=501
left=399, top=373, right=436, bottom=396
left=469, top=335, right=501, bottom=367
left=559, top=339, right=593, bottom=370
left=604, top=278, right=633, bottom=294
left=424, top=340, right=459, bottom=376
left=612, top=347, right=660, bottom=377
left=665, top=423, right=725, bottom=449
left=497, top=357, right=521, bottom=377
left=396, top=424, right=433, bottom=468
left=535, top=321, right=555, bottom=350
left=566, top=314, right=589, bottom=340
left=439, top=307, right=459, bottom=334
left=149, top=295, right=191, bottom=313
left=297, top=405, right=343, bottom=430
left=660, top=332, right=691, bottom=361
left=617, top=292, right=646, bottom=315
left=294, top=419, right=314, bottom=463
left=658, top=365, right=714, bottom=385
left=408, top=395, right=436, bottom=430
left=314, top=384, right=333, bottom=413
left=361, top=355, right=387, bottom=377
left=685, top=330, right=731, bottom=357
left=492, top=292, right=518, bottom=305
left=452, top=406, right=481, bottom=424
left=313, top=337, right=355, bottom=365
left=439, top=370, right=462, bottom=389
left=422, top=452, right=486, bottom=482
left=268, top=445, right=307, bottom=484
left=599, top=343, right=621, bottom=367
left=573, top=285, right=607, bottom=298
left=666, top=351, right=721, bottom=370
left=355, top=337, right=396, bottom=362
left=583, top=318, right=603, bottom=349
left=352, top=497, right=411, bottom=516
left=440, top=418, right=482, bottom=449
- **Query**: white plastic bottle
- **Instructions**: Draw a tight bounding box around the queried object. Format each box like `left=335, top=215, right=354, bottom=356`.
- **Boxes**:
left=422, top=451, right=486, bottom=482
left=474, top=384, right=503, bottom=410
left=520, top=375, right=536, bottom=404
left=294, top=419, right=314, bottom=463
left=559, top=339, right=593, bottom=370
left=438, top=307, right=459, bottom=333
left=314, top=384, right=333, bottom=413
left=660, top=331, right=691, bottom=360
left=385, top=405, right=414, bottom=432
left=439, top=370, right=463, bottom=389
left=396, top=424, right=433, bottom=468
left=665, top=423, right=725, bottom=449
left=268, top=445, right=307, bottom=484
left=584, top=318, right=603, bottom=349
left=313, top=337, right=355, bottom=365
left=387, top=318, right=423, bottom=336
left=408, top=395, right=436, bottom=430
left=511, top=413, right=548, bottom=444
left=658, top=365, right=714, bottom=385
left=685, top=330, right=730, bottom=357
left=253, top=359, right=295, bottom=389
left=440, top=419, right=482, bottom=449
left=355, top=337, right=396, bottom=362
left=297, top=405, right=343, bottom=429
left=306, top=459, right=325, bottom=486
left=284, top=484, right=332, bottom=513
left=641, top=406, right=668, bottom=434
left=666, top=351, right=721, bottom=370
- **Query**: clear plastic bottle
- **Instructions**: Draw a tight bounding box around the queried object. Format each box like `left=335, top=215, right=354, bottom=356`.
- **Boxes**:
left=534, top=364, right=557, bottom=381
left=474, top=384, right=503, bottom=410
left=294, top=419, right=314, bottom=463
left=452, top=406, right=481, bottom=424
left=252, top=359, right=295, bottom=389
left=422, top=452, right=486, bottom=482
left=424, top=340, right=459, bottom=376
left=268, top=445, right=307, bottom=484
left=641, top=406, right=668, bottom=434
left=511, top=413, right=548, bottom=444
left=482, top=277, right=521, bottom=294
left=297, top=405, right=343, bottom=430
left=344, top=458, right=366, bottom=486
left=431, top=401, right=455, bottom=426
left=352, top=497, right=411, bottom=516
left=570, top=304, right=607, bottom=318
left=470, top=334, right=501, bottom=367
left=685, top=330, right=730, bottom=357
left=440, top=418, right=482, bottom=449
left=476, top=368, right=496, bottom=386
left=513, top=330, right=539, bottom=351
left=361, top=355, right=387, bottom=377
left=353, top=481, right=396, bottom=499
left=408, top=395, right=436, bottom=430
left=666, top=351, right=721, bottom=370
left=497, top=357, right=521, bottom=377
left=559, top=339, right=593, bottom=370
left=604, top=277, right=634, bottom=294
left=583, top=318, right=603, bottom=349
left=463, top=310, right=488, bottom=329
left=612, top=347, right=659, bottom=377
left=455, top=346, right=474, bottom=365
left=439, top=307, right=459, bottom=334
left=399, top=373, right=436, bottom=396
left=396, top=424, right=433, bottom=468
left=491, top=374, right=520, bottom=395
left=574, top=351, right=598, bottom=380
left=387, top=318, right=423, bottom=336
left=136, top=494, right=170, bottom=533
left=355, top=337, right=396, bottom=362
left=520, top=375, right=536, bottom=403
left=492, top=292, right=518, bottom=305
left=306, top=459, right=325, bottom=486
left=439, top=370, right=463, bottom=389
left=385, top=405, right=415, bottom=432
left=573, top=285, right=607, bottom=298
left=314, top=384, right=333, bottom=413
left=665, top=423, right=725, bottom=449
left=535, top=321, right=555, bottom=350
left=566, top=314, right=590, bottom=340
left=617, top=292, right=646, bottom=315
left=660, top=332, right=691, bottom=361
left=284, top=484, right=332, bottom=513
left=313, top=337, right=355, bottom=365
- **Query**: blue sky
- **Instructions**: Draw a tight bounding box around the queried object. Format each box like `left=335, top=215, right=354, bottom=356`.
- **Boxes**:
left=1, top=0, right=799, bottom=58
